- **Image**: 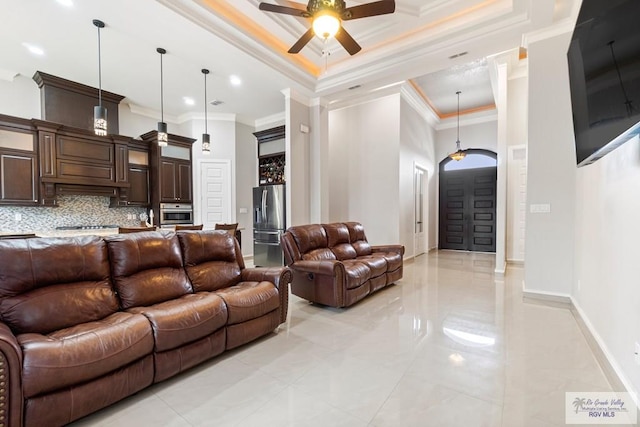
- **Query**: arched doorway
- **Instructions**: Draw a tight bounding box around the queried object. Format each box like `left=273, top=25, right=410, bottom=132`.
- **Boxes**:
left=439, top=149, right=497, bottom=252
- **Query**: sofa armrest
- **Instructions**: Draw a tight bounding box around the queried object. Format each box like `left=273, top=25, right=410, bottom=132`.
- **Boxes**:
left=0, top=322, right=24, bottom=427
left=371, top=245, right=405, bottom=256
left=289, top=259, right=344, bottom=276
left=241, top=267, right=292, bottom=324
left=288, top=260, right=348, bottom=307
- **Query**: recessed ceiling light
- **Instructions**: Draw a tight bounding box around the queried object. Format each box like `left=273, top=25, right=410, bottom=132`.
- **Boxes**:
left=56, top=0, right=74, bottom=7
left=22, top=43, right=44, bottom=56
left=229, top=75, right=242, bottom=86
left=183, top=97, right=195, bottom=106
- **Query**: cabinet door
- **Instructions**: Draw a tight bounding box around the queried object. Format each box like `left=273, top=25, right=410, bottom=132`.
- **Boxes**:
left=177, top=162, right=192, bottom=203
left=160, top=160, right=177, bottom=202
left=0, top=152, right=38, bottom=205
left=128, top=166, right=149, bottom=206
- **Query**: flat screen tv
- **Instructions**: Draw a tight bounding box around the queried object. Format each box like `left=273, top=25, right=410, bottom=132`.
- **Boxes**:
left=567, top=0, right=640, bottom=166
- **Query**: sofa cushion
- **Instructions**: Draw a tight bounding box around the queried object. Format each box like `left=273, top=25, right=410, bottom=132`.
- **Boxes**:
left=215, top=281, right=280, bottom=325
left=372, top=251, right=403, bottom=271
left=290, top=224, right=329, bottom=253
left=341, top=260, right=371, bottom=290
left=18, top=311, right=154, bottom=398
left=129, top=292, right=227, bottom=352
left=0, top=236, right=118, bottom=335
left=357, top=256, right=387, bottom=278
left=324, top=223, right=357, bottom=260
left=344, top=222, right=373, bottom=256
left=177, top=231, right=242, bottom=292
left=105, top=231, right=193, bottom=309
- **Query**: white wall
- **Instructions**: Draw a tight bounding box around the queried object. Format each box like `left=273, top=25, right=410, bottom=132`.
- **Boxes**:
left=524, top=32, right=576, bottom=295
left=328, top=94, right=401, bottom=245
left=285, top=96, right=311, bottom=227
left=507, top=77, right=528, bottom=147
left=0, top=75, right=40, bottom=119
left=573, top=136, right=640, bottom=403
left=399, top=98, right=438, bottom=255
left=235, top=121, right=257, bottom=254
left=435, top=120, right=498, bottom=163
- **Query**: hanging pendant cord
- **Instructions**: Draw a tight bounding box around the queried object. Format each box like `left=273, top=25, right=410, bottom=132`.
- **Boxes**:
left=456, top=91, right=461, bottom=149
left=97, top=26, right=102, bottom=108
left=204, top=72, right=208, bottom=134
left=160, top=52, right=164, bottom=122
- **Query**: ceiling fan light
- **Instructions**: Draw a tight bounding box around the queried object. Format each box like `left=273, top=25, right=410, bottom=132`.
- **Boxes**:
left=312, top=12, right=340, bottom=39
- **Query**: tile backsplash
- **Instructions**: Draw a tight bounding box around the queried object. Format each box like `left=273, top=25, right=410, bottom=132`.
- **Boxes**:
left=0, top=196, right=147, bottom=232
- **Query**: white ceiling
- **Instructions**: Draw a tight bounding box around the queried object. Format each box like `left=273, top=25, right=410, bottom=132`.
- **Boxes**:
left=0, top=0, right=580, bottom=125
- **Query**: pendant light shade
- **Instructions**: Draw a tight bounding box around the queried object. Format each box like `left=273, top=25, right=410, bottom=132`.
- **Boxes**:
left=202, top=68, right=211, bottom=155
left=157, top=47, right=168, bottom=147
left=93, top=19, right=107, bottom=136
left=449, top=91, right=467, bottom=161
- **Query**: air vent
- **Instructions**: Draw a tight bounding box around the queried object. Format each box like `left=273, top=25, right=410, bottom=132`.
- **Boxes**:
left=210, top=100, right=224, bottom=106
left=348, top=85, right=361, bottom=90
left=449, top=51, right=468, bottom=60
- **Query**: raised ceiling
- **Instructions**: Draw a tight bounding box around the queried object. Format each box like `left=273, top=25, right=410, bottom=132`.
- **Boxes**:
left=0, top=0, right=579, bottom=124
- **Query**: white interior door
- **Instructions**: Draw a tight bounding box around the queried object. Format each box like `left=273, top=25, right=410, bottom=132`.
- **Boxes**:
left=414, top=166, right=428, bottom=257
left=198, top=160, right=232, bottom=227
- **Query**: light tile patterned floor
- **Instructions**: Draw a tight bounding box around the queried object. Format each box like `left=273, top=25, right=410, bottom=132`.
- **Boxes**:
left=71, top=251, right=616, bottom=426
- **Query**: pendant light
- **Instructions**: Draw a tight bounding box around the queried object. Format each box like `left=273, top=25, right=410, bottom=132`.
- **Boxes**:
left=201, top=68, right=211, bottom=155
left=449, top=91, right=467, bottom=161
left=92, top=19, right=107, bottom=136
left=157, top=47, right=168, bottom=147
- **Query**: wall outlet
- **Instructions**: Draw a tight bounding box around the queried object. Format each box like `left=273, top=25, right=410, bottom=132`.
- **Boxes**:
left=14, top=213, right=22, bottom=222
left=239, top=207, right=248, bottom=214
left=635, top=342, right=640, bottom=365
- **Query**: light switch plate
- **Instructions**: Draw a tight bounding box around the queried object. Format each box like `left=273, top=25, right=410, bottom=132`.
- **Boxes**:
left=530, top=204, right=551, bottom=214
left=239, top=207, right=248, bottom=214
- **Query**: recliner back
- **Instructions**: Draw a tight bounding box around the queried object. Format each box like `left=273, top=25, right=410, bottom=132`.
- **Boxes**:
left=0, top=236, right=118, bottom=334
left=105, top=231, right=192, bottom=309
left=177, top=230, right=243, bottom=292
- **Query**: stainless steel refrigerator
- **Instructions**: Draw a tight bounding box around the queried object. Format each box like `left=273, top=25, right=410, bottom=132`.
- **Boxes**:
left=253, top=185, right=286, bottom=267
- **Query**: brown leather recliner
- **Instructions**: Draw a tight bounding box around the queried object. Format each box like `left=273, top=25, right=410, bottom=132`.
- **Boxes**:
left=280, top=222, right=404, bottom=308
left=0, top=230, right=291, bottom=427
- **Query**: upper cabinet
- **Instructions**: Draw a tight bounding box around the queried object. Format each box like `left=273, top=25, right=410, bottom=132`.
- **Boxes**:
left=0, top=117, right=38, bottom=206
left=254, top=125, right=285, bottom=186
left=141, top=131, right=195, bottom=224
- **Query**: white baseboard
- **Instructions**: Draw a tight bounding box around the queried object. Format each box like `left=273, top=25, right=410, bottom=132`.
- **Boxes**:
left=570, top=298, right=640, bottom=411
left=524, top=290, right=640, bottom=413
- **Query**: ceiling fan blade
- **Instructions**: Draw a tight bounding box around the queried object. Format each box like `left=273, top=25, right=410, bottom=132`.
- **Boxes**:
left=342, top=1, right=396, bottom=21
left=335, top=27, right=362, bottom=55
left=288, top=27, right=315, bottom=54
left=259, top=2, right=308, bottom=18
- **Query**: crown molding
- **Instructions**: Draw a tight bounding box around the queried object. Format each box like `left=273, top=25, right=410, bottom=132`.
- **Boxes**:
left=281, top=88, right=312, bottom=107
left=435, top=109, right=498, bottom=131
left=255, top=111, right=286, bottom=129
left=126, top=103, right=179, bottom=124
left=400, top=83, right=439, bottom=128
left=521, top=17, right=574, bottom=47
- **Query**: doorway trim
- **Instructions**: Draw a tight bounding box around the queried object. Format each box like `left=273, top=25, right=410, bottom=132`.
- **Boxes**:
left=195, top=159, right=234, bottom=227
left=438, top=149, right=498, bottom=253
left=414, top=162, right=428, bottom=258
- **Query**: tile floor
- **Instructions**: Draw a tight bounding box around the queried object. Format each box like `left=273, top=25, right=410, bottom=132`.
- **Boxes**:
left=72, top=251, right=618, bottom=427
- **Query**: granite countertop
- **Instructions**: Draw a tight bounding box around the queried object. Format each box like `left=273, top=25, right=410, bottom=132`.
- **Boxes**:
left=0, top=228, right=120, bottom=238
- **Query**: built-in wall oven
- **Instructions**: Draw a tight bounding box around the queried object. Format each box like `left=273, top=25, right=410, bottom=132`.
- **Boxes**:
left=159, top=203, right=193, bottom=227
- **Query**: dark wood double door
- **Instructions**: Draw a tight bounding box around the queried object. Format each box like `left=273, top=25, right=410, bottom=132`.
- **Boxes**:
left=439, top=166, right=497, bottom=252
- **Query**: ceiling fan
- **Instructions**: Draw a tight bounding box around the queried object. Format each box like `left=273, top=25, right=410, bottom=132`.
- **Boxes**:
left=258, top=0, right=396, bottom=56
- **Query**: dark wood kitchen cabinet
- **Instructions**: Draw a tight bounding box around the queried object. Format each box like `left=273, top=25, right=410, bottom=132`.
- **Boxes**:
left=125, top=144, right=150, bottom=207
left=0, top=117, right=39, bottom=206
left=141, top=130, right=195, bottom=226
left=159, top=159, right=192, bottom=203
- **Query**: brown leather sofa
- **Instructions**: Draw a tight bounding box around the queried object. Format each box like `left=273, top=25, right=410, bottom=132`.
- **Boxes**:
left=280, top=222, right=404, bottom=308
left=0, top=230, right=290, bottom=427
